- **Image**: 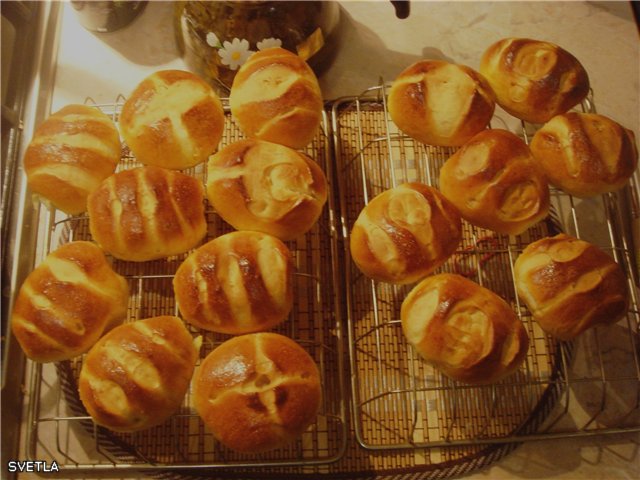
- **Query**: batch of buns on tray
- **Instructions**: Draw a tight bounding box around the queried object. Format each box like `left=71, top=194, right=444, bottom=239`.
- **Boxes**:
left=10, top=37, right=637, bottom=454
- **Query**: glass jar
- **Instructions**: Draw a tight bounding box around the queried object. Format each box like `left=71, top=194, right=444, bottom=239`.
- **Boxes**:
left=71, top=1, right=147, bottom=33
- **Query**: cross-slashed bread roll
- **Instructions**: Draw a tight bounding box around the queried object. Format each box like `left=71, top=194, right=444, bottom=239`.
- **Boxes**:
left=23, top=104, right=121, bottom=214
left=174, top=231, right=294, bottom=335
left=401, top=273, right=529, bottom=384
left=388, top=60, right=496, bottom=147
left=11, top=241, right=128, bottom=363
left=350, top=183, right=462, bottom=284
left=206, top=139, right=327, bottom=241
left=229, top=47, right=323, bottom=149
left=479, top=37, right=590, bottom=123
left=439, top=129, right=550, bottom=235
left=514, top=234, right=629, bottom=341
left=87, top=166, right=206, bottom=262
left=530, top=112, right=638, bottom=197
left=120, top=70, right=225, bottom=170
left=78, top=316, right=200, bottom=432
left=193, top=332, right=321, bottom=453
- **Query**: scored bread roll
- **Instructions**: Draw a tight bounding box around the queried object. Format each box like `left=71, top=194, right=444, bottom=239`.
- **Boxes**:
left=11, top=241, right=128, bottom=363
left=479, top=37, right=590, bottom=123
left=173, top=231, right=294, bottom=335
left=206, top=139, right=328, bottom=241
left=401, top=273, right=529, bottom=384
left=120, top=70, right=225, bottom=170
left=350, top=183, right=462, bottom=284
left=513, top=234, right=629, bottom=341
left=87, top=166, right=207, bottom=262
left=23, top=104, right=121, bottom=214
left=529, top=112, right=638, bottom=197
left=78, top=316, right=200, bottom=432
left=439, top=129, right=550, bottom=235
left=193, top=332, right=321, bottom=453
left=229, top=47, right=323, bottom=149
left=388, top=60, right=496, bottom=147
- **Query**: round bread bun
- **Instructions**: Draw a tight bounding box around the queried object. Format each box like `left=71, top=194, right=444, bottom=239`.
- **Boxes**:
left=206, top=139, right=328, bottom=241
left=87, top=166, right=207, bottom=262
left=529, top=112, right=638, bottom=197
left=513, top=233, right=629, bottom=341
left=439, top=129, right=550, bottom=235
left=388, top=60, right=496, bottom=147
left=350, top=183, right=462, bottom=284
left=193, top=332, right=322, bottom=454
left=11, top=241, right=129, bottom=363
left=229, top=47, right=323, bottom=149
left=479, top=37, right=590, bottom=123
left=173, top=231, right=294, bottom=335
left=120, top=70, right=225, bottom=170
left=401, top=273, right=529, bottom=384
left=78, top=316, right=200, bottom=432
left=23, top=104, right=121, bottom=215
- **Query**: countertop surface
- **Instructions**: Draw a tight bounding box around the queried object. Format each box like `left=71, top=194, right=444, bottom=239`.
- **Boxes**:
left=18, top=1, right=640, bottom=479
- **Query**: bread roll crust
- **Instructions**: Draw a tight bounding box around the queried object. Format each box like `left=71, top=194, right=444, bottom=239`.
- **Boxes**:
left=23, top=104, right=121, bottom=214
left=530, top=112, right=638, bottom=197
left=514, top=234, right=629, bottom=340
left=350, top=183, right=462, bottom=284
left=479, top=37, right=590, bottom=123
left=388, top=60, right=496, bottom=146
left=401, top=273, right=529, bottom=384
left=229, top=47, right=323, bottom=149
left=439, top=129, right=550, bottom=235
left=78, top=315, right=199, bottom=432
left=173, top=231, right=294, bottom=335
left=11, top=241, right=128, bottom=362
left=193, top=332, right=321, bottom=453
left=120, top=70, right=225, bottom=170
left=87, top=166, right=207, bottom=261
left=206, top=139, right=328, bottom=240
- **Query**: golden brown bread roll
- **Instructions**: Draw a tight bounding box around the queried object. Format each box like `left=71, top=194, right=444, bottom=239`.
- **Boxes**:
left=388, top=60, right=496, bottom=147
left=350, top=183, right=462, bottom=284
left=401, top=273, right=529, bottom=384
left=78, top=315, right=200, bottom=432
left=120, top=70, right=225, bottom=170
left=439, top=129, right=550, bottom=235
left=229, top=47, right=323, bottom=149
left=87, top=166, right=207, bottom=262
left=206, top=139, right=328, bottom=241
left=529, top=112, right=638, bottom=197
left=479, top=37, right=590, bottom=123
left=193, top=332, right=321, bottom=453
left=23, top=104, right=121, bottom=215
left=11, top=241, right=128, bottom=363
left=173, top=231, right=294, bottom=335
left=513, top=234, right=629, bottom=340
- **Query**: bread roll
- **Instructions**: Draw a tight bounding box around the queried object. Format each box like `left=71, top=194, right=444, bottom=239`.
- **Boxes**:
left=87, top=166, right=207, bottom=262
left=174, top=231, right=294, bottom=335
left=23, top=104, right=121, bottom=214
left=401, top=273, right=529, bottom=384
left=120, top=70, right=225, bottom=170
left=513, top=234, right=629, bottom=340
left=229, top=47, right=323, bottom=149
left=350, top=183, right=462, bottom=284
left=11, top=241, right=128, bottom=363
left=78, top=316, right=200, bottom=432
left=439, top=129, right=550, bottom=235
left=529, top=112, right=638, bottom=197
left=193, top=332, right=321, bottom=453
left=206, top=139, right=327, bottom=241
left=388, top=60, right=496, bottom=147
left=479, top=37, right=590, bottom=123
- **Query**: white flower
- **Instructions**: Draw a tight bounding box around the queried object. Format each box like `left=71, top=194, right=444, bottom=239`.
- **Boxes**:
left=257, top=37, right=282, bottom=51
left=206, top=32, right=221, bottom=48
left=218, top=38, right=254, bottom=70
